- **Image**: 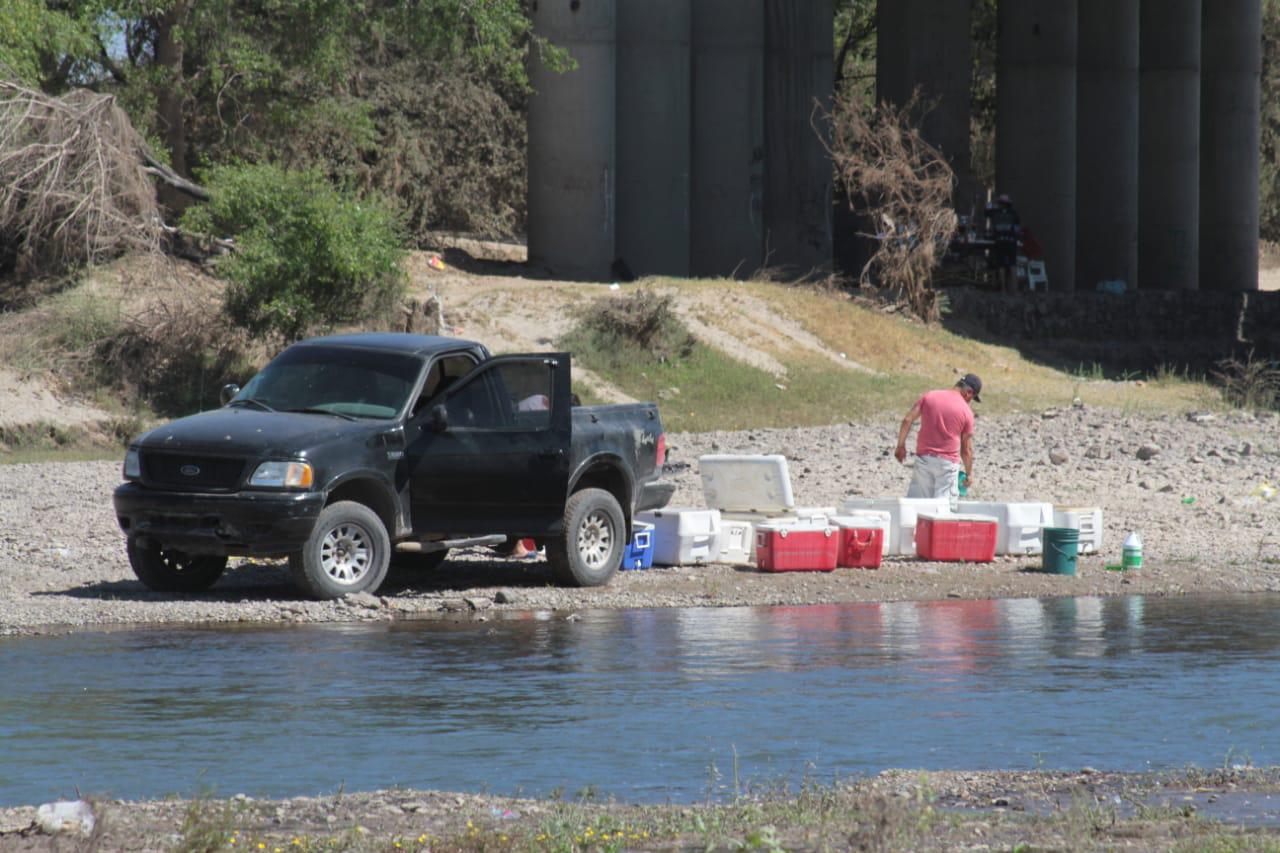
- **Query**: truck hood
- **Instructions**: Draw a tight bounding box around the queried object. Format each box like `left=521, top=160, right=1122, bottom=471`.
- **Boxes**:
left=134, top=408, right=385, bottom=458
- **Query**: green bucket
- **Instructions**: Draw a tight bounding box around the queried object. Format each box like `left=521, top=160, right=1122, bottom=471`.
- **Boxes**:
left=1042, top=527, right=1080, bottom=575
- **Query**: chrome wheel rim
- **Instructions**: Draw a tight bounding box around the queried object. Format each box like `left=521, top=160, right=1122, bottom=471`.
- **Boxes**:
left=320, top=521, right=373, bottom=586
left=576, top=509, right=615, bottom=569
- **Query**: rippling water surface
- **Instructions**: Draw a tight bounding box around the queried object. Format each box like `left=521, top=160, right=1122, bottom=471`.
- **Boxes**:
left=3, top=594, right=1280, bottom=806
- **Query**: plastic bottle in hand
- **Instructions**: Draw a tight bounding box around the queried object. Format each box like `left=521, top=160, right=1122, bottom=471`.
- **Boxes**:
left=957, top=471, right=969, bottom=497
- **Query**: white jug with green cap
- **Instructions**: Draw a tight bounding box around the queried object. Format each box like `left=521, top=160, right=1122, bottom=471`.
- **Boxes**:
left=1122, top=532, right=1143, bottom=570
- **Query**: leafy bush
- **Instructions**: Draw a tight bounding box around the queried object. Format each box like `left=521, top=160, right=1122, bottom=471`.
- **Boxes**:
left=183, top=163, right=406, bottom=342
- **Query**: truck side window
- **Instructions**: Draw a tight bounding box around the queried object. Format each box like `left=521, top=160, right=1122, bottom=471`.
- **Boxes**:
left=445, top=361, right=553, bottom=430
left=413, top=354, right=476, bottom=415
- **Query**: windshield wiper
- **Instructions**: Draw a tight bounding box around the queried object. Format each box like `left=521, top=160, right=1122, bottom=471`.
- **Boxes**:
left=285, top=407, right=358, bottom=421
left=228, top=398, right=276, bottom=413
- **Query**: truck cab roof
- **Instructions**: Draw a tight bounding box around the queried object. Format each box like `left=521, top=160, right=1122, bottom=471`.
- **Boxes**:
left=293, top=333, right=488, bottom=359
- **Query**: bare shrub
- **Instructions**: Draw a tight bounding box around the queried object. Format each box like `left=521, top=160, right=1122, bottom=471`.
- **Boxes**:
left=822, top=90, right=958, bottom=322
left=577, top=289, right=695, bottom=364
left=1214, top=350, right=1280, bottom=411
left=0, top=81, right=162, bottom=280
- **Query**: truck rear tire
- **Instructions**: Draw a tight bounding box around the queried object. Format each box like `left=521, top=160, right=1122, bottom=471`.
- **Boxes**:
left=548, top=488, right=623, bottom=587
left=127, top=537, right=227, bottom=592
left=289, top=501, right=390, bottom=599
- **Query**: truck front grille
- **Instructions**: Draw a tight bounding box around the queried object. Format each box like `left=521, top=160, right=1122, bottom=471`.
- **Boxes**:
left=141, top=452, right=247, bottom=491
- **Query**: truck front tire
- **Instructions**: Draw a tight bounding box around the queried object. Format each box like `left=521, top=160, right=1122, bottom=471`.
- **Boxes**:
left=289, top=501, right=390, bottom=599
left=127, top=538, right=227, bottom=592
left=548, top=488, right=623, bottom=587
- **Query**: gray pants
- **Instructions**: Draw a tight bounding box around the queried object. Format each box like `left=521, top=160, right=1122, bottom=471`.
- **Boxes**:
left=907, top=454, right=960, bottom=502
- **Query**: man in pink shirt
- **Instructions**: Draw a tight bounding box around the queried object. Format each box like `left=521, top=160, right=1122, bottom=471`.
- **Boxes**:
left=894, top=374, right=981, bottom=500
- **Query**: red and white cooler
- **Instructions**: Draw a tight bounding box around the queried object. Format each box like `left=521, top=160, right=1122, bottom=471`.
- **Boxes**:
left=754, top=522, right=839, bottom=573
left=830, top=512, right=890, bottom=569
left=915, top=513, right=998, bottom=563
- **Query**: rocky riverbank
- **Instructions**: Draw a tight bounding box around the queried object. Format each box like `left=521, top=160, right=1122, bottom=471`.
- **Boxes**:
left=1, top=408, right=1278, bottom=635
left=3, top=766, right=1279, bottom=851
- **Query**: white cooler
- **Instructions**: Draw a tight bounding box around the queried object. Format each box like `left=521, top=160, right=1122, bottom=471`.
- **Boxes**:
left=1053, top=506, right=1104, bottom=554
left=957, top=500, right=1054, bottom=555
left=840, top=497, right=950, bottom=555
left=715, top=518, right=755, bottom=564
left=636, top=508, right=721, bottom=566
left=699, top=454, right=795, bottom=513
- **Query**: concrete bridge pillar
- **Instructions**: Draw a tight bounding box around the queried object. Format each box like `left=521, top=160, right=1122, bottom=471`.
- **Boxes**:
left=1076, top=0, right=1139, bottom=293
left=764, top=0, right=834, bottom=274
left=528, top=0, right=618, bottom=280
left=1138, top=0, right=1201, bottom=290
left=616, top=0, right=691, bottom=278
left=1200, top=0, right=1262, bottom=292
left=691, top=0, right=765, bottom=278
left=997, top=0, right=1078, bottom=290
left=876, top=0, right=974, bottom=211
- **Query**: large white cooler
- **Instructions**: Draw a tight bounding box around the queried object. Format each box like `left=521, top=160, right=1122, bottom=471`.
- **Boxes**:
left=699, top=454, right=795, bottom=512
left=1053, top=506, right=1104, bottom=554
left=957, top=501, right=1054, bottom=555
left=715, top=518, right=755, bottom=564
left=636, top=508, right=721, bottom=566
left=840, top=497, right=950, bottom=556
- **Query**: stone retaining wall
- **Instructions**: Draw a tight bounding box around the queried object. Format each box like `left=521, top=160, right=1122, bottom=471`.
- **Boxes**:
left=943, top=289, right=1280, bottom=371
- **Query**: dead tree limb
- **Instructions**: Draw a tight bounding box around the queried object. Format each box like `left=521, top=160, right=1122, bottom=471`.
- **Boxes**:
left=820, top=89, right=958, bottom=322
left=0, top=80, right=165, bottom=278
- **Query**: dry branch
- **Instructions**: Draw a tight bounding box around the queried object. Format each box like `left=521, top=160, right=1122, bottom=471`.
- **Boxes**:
left=0, top=80, right=164, bottom=278
left=822, top=89, right=958, bottom=321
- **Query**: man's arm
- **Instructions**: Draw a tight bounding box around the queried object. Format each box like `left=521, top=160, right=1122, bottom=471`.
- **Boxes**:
left=894, top=403, right=922, bottom=463
left=960, top=433, right=974, bottom=485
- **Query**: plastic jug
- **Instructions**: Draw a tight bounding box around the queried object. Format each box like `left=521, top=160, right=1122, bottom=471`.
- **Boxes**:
left=1122, top=532, right=1143, bottom=570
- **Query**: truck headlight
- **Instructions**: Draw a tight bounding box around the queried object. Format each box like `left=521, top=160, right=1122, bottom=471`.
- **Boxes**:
left=249, top=461, right=314, bottom=489
left=123, top=448, right=141, bottom=480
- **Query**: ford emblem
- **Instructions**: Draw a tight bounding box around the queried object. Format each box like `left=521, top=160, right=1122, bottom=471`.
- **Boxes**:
left=179, top=464, right=201, bottom=477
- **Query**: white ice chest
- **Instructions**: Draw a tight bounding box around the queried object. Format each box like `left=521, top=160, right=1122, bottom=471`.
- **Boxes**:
left=956, top=500, right=1054, bottom=555
left=699, top=454, right=795, bottom=513
left=840, top=497, right=951, bottom=556
left=635, top=508, right=721, bottom=566
left=1053, top=506, right=1104, bottom=554
left=717, top=507, right=838, bottom=562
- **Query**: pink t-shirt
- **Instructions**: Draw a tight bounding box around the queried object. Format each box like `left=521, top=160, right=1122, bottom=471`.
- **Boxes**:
left=914, top=389, right=974, bottom=462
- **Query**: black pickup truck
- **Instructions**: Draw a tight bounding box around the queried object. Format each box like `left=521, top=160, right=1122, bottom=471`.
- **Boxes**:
left=113, top=333, right=673, bottom=599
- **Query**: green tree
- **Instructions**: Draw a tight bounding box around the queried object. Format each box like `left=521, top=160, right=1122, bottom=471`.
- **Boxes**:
left=182, top=163, right=406, bottom=342
left=0, top=1, right=93, bottom=87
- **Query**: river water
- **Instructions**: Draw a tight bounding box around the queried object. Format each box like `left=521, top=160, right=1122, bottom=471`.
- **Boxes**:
left=3, top=594, right=1279, bottom=807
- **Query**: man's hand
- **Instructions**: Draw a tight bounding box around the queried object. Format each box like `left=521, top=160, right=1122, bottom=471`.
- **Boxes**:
left=894, top=443, right=907, bottom=463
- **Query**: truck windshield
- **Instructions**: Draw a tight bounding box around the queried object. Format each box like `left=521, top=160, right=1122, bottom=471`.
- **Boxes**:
left=233, top=346, right=422, bottom=420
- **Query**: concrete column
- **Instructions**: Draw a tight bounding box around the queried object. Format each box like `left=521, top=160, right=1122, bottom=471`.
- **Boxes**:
left=1200, top=0, right=1262, bottom=291
left=763, top=0, right=834, bottom=274
left=692, top=0, right=764, bottom=278
left=1076, top=0, right=1139, bottom=292
left=617, top=0, right=691, bottom=278
left=528, top=0, right=617, bottom=280
left=1138, top=0, right=1200, bottom=291
left=876, top=0, right=974, bottom=210
left=997, top=0, right=1078, bottom=290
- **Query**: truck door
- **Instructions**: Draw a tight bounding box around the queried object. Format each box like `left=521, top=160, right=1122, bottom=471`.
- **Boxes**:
left=406, top=354, right=571, bottom=535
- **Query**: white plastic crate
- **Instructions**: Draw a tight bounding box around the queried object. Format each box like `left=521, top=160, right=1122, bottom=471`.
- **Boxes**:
left=715, top=518, right=755, bottom=564
left=636, top=508, right=721, bottom=566
left=957, top=500, right=1054, bottom=555
left=699, top=454, right=795, bottom=513
left=1053, top=506, right=1104, bottom=554
left=840, top=497, right=951, bottom=555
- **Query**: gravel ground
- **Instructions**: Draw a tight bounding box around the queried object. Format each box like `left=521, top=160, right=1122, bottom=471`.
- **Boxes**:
left=2, top=407, right=1278, bottom=636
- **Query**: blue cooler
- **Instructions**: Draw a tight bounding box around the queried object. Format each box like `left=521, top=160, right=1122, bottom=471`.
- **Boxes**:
left=622, top=521, right=655, bottom=570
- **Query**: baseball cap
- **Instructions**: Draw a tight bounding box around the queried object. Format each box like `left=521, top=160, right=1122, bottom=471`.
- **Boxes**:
left=959, top=373, right=982, bottom=402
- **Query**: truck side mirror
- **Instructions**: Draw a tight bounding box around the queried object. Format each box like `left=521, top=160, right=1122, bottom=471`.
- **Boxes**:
left=220, top=383, right=241, bottom=406
left=428, top=403, right=449, bottom=433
